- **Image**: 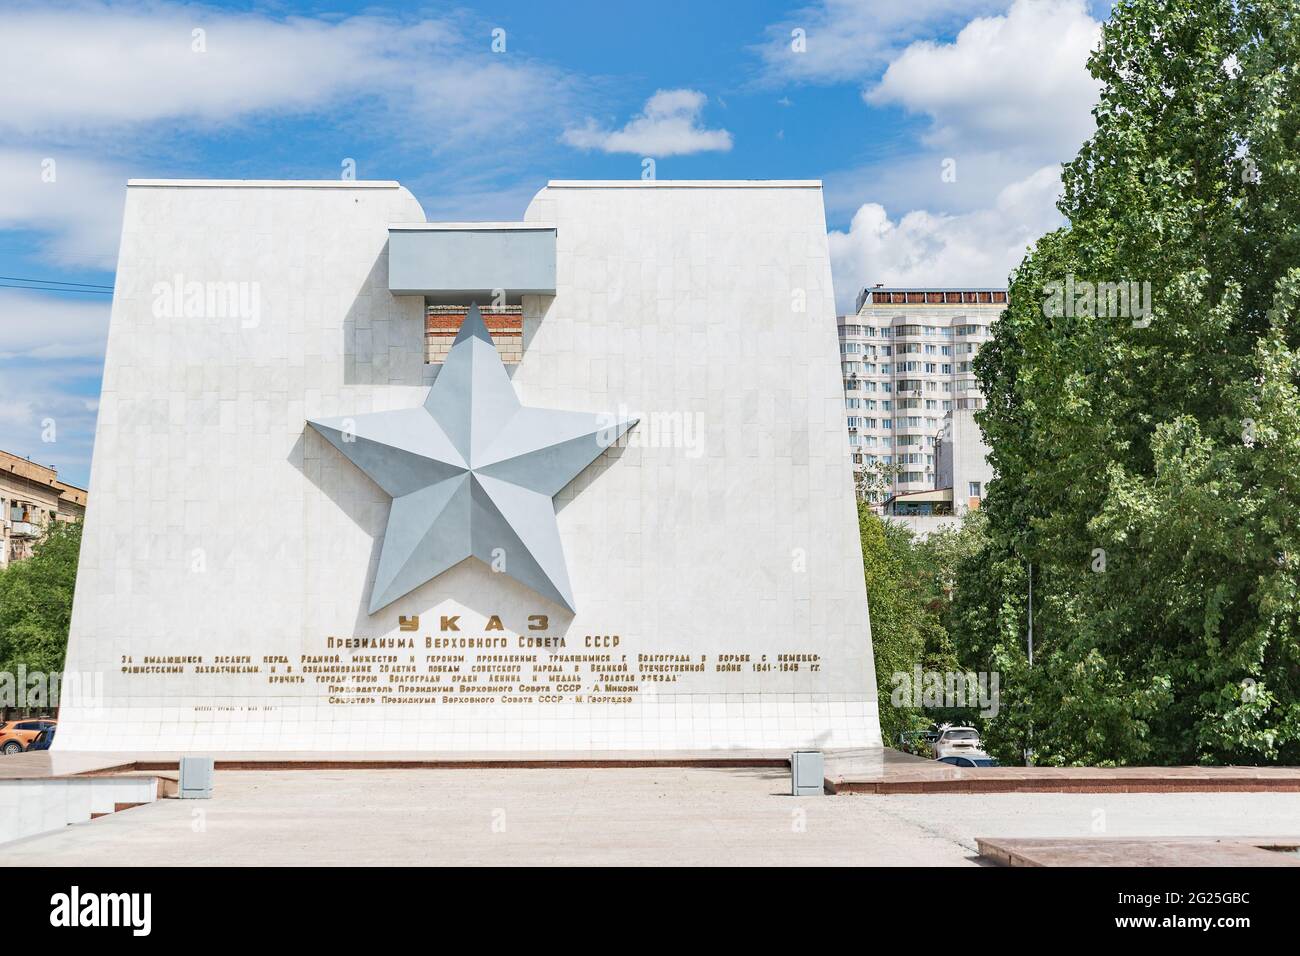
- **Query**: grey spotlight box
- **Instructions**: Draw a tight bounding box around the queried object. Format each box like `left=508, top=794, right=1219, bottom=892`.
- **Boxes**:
left=791, top=751, right=824, bottom=796
left=178, top=756, right=214, bottom=799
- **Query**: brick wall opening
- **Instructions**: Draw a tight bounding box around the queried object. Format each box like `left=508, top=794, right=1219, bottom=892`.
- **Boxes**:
left=425, top=305, right=523, bottom=365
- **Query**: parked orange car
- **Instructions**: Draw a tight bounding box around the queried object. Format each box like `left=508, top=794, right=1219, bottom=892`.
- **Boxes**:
left=0, top=718, right=57, bottom=755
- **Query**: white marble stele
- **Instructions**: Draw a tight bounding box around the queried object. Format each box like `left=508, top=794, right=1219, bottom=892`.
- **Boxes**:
left=57, top=179, right=881, bottom=753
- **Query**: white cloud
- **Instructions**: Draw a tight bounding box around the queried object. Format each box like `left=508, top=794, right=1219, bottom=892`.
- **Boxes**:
left=0, top=289, right=111, bottom=361
left=818, top=0, right=1102, bottom=311
left=0, top=291, right=109, bottom=485
left=823, top=149, right=1050, bottom=222
left=562, top=89, right=733, bottom=156
left=755, top=0, right=1006, bottom=84
left=828, top=165, right=1065, bottom=312
left=0, top=360, right=101, bottom=485
left=867, top=0, right=1102, bottom=160
left=0, top=149, right=128, bottom=268
left=0, top=2, right=575, bottom=144
left=0, top=400, right=35, bottom=427
left=0, top=3, right=586, bottom=273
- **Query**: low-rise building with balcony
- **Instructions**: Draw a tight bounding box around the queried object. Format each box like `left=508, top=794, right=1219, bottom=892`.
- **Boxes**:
left=1, top=449, right=87, bottom=568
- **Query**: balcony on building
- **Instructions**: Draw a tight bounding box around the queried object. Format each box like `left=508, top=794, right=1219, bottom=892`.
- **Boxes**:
left=884, top=489, right=955, bottom=517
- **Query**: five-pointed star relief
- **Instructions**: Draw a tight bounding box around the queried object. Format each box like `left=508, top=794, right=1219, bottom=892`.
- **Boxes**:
left=308, top=305, right=636, bottom=614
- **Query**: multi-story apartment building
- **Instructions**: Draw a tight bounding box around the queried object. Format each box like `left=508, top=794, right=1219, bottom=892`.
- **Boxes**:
left=838, top=286, right=1006, bottom=506
left=1, top=449, right=87, bottom=569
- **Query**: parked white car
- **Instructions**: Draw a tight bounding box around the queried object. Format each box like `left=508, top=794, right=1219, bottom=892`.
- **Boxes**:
left=931, top=726, right=984, bottom=759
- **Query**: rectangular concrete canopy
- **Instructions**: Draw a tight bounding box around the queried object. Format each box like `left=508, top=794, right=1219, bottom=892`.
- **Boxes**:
left=388, top=222, right=556, bottom=303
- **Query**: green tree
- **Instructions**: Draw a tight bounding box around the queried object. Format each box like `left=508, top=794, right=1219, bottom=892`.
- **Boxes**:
left=0, top=520, right=82, bottom=680
left=860, top=506, right=987, bottom=745
left=959, top=0, right=1300, bottom=765
left=860, top=505, right=929, bottom=745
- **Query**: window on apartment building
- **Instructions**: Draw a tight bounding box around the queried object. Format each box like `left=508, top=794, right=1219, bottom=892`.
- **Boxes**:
left=968, top=481, right=983, bottom=499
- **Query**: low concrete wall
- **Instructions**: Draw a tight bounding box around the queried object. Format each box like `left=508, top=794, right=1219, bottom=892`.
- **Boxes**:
left=0, top=776, right=158, bottom=845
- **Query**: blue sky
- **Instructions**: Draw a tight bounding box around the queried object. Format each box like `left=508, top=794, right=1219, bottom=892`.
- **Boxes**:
left=0, top=0, right=1110, bottom=486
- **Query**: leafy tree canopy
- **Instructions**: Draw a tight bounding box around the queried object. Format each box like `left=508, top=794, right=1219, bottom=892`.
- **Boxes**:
left=962, top=0, right=1300, bottom=765
left=0, top=519, right=82, bottom=680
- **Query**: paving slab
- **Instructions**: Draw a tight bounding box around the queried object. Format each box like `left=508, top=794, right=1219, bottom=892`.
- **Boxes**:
left=977, top=836, right=1300, bottom=867
left=824, top=748, right=1300, bottom=793
left=2, top=767, right=1298, bottom=866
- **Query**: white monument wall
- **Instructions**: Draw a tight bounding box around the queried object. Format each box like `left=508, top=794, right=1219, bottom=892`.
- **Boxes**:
left=57, top=179, right=880, bottom=752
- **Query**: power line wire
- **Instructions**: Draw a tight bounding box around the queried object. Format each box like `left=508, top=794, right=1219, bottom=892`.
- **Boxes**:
left=0, top=282, right=113, bottom=295
left=0, top=275, right=114, bottom=289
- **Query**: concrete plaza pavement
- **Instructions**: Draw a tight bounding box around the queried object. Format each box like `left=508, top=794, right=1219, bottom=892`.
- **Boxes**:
left=3, top=766, right=1298, bottom=866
